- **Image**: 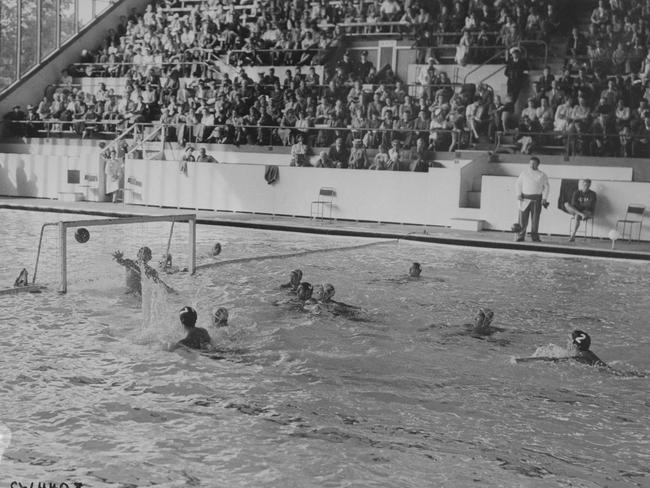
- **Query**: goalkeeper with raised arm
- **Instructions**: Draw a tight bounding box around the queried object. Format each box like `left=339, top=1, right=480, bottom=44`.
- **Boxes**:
left=112, top=246, right=174, bottom=295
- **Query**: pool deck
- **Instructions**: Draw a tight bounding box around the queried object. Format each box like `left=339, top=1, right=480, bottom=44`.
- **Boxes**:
left=2, top=197, right=650, bottom=260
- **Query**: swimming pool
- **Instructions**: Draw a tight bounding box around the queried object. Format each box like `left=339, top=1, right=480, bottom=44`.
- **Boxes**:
left=1, top=209, right=648, bottom=487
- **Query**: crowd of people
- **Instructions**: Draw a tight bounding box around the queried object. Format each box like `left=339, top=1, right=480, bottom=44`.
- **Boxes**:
left=498, top=0, right=650, bottom=158
left=4, top=0, right=650, bottom=161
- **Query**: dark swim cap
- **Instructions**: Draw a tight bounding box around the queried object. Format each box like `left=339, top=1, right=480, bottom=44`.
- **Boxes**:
left=137, top=246, right=152, bottom=262
left=571, top=330, right=591, bottom=351
left=297, top=282, right=313, bottom=301
left=409, top=262, right=422, bottom=277
left=180, top=306, right=198, bottom=327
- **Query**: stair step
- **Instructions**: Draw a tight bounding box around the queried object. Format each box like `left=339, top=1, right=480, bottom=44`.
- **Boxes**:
left=450, top=217, right=486, bottom=231
left=58, top=192, right=85, bottom=202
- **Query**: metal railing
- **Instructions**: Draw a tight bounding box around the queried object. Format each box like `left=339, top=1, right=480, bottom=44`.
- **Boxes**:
left=5, top=118, right=648, bottom=160
left=68, top=60, right=219, bottom=77
left=226, top=48, right=327, bottom=66
left=496, top=129, right=648, bottom=158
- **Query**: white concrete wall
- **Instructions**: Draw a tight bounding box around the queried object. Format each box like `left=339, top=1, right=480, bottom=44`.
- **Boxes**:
left=490, top=163, right=633, bottom=182
left=0, top=153, right=105, bottom=201
left=123, top=158, right=468, bottom=225
left=480, top=176, right=650, bottom=239
left=0, top=139, right=102, bottom=157
left=161, top=147, right=295, bottom=166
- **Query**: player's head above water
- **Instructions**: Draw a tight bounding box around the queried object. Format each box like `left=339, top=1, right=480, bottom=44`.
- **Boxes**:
left=290, top=269, right=303, bottom=287
left=571, top=330, right=591, bottom=351
left=409, top=262, right=422, bottom=277
left=322, top=283, right=335, bottom=302
left=474, top=308, right=494, bottom=328
left=137, top=246, right=152, bottom=263
left=179, top=306, right=198, bottom=327
left=312, top=284, right=324, bottom=301
left=297, top=282, right=313, bottom=301
left=213, top=307, right=229, bottom=327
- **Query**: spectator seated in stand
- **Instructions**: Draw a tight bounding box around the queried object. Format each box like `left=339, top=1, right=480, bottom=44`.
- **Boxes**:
left=196, top=147, right=218, bottom=162
left=290, top=134, right=310, bottom=167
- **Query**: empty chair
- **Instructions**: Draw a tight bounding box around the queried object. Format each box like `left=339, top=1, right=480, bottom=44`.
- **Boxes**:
left=616, top=204, right=645, bottom=242
left=310, top=187, right=336, bottom=220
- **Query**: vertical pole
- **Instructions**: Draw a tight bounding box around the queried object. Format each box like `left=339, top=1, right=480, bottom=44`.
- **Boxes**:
left=59, top=222, right=67, bottom=293
left=188, top=217, right=196, bottom=275
left=56, top=0, right=61, bottom=48
left=16, top=0, right=22, bottom=80
left=36, top=0, right=42, bottom=63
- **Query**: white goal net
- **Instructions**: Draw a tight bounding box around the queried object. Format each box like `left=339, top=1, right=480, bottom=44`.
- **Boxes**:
left=33, top=214, right=196, bottom=293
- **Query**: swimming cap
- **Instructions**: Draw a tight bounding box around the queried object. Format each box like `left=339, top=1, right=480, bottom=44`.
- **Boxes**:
left=312, top=284, right=324, bottom=301
left=213, top=307, right=229, bottom=326
left=179, top=306, right=198, bottom=327
left=137, top=246, right=152, bottom=262
left=297, top=282, right=313, bottom=301
left=323, top=283, right=335, bottom=301
left=213, top=242, right=222, bottom=256
left=409, top=262, right=422, bottom=277
left=571, top=330, right=591, bottom=351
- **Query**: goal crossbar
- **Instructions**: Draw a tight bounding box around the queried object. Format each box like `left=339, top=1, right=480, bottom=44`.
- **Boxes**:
left=34, top=214, right=197, bottom=293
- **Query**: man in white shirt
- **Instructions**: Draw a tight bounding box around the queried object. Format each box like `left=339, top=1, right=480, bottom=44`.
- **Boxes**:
left=515, top=156, right=549, bottom=242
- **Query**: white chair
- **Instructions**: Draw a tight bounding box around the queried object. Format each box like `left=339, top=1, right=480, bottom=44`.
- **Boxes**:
left=310, top=187, right=336, bottom=220
left=616, top=204, right=645, bottom=242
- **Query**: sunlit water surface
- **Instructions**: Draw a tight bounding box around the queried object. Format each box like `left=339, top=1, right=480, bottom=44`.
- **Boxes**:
left=0, top=209, right=649, bottom=487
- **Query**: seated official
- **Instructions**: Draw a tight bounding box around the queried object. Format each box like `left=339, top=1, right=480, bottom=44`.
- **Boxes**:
left=564, top=179, right=597, bottom=242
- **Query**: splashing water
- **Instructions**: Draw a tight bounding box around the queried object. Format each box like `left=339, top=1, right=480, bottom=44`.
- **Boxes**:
left=532, top=343, right=573, bottom=358
left=130, top=266, right=182, bottom=346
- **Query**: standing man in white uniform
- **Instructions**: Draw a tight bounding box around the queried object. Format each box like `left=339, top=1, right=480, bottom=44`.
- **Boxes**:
left=515, top=156, right=549, bottom=242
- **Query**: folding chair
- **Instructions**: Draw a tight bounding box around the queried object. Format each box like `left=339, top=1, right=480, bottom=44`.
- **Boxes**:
left=310, top=187, right=336, bottom=220
left=616, top=204, right=645, bottom=242
left=569, top=214, right=594, bottom=240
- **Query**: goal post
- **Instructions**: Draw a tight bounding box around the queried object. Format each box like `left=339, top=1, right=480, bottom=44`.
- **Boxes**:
left=34, top=214, right=196, bottom=293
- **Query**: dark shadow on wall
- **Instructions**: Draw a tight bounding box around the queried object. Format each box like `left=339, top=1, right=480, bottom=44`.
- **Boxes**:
left=15, top=159, right=39, bottom=197
left=0, top=160, right=18, bottom=196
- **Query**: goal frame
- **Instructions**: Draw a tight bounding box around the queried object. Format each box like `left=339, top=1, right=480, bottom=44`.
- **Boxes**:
left=34, top=214, right=196, bottom=293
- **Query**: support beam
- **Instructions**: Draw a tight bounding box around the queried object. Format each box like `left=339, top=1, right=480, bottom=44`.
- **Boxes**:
left=59, top=222, right=67, bottom=293
left=189, top=216, right=196, bottom=275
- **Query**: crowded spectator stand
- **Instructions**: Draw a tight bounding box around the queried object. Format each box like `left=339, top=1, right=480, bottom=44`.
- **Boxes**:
left=3, top=0, right=650, bottom=162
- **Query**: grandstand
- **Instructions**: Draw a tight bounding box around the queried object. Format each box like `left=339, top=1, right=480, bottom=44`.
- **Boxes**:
left=1, top=0, right=650, bottom=240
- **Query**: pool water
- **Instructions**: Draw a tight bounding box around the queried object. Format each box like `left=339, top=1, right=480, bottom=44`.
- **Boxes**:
left=0, top=209, right=648, bottom=487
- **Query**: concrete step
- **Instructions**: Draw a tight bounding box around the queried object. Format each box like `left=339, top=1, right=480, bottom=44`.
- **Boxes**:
left=58, top=192, right=85, bottom=202
left=454, top=207, right=483, bottom=219
left=450, top=217, right=486, bottom=231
